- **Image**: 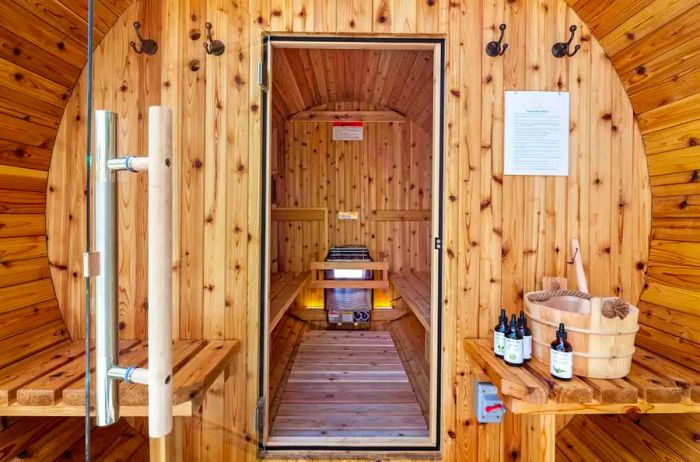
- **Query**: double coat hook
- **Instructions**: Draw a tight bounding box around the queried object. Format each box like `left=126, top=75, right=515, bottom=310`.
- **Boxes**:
left=552, top=25, right=581, bottom=58
left=486, top=24, right=509, bottom=57
left=203, top=22, right=225, bottom=56
left=129, top=21, right=158, bottom=55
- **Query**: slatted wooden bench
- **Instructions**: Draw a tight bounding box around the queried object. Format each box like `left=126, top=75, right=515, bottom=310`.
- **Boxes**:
left=0, top=339, right=238, bottom=416
left=0, top=416, right=149, bottom=461
left=390, top=271, right=431, bottom=331
left=269, top=271, right=310, bottom=332
left=465, top=339, right=700, bottom=414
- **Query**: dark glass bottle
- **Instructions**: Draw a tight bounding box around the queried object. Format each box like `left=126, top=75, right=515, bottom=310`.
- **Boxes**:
left=550, top=323, right=573, bottom=381
left=493, top=308, right=508, bottom=358
left=518, top=311, right=532, bottom=362
left=504, top=314, right=524, bottom=367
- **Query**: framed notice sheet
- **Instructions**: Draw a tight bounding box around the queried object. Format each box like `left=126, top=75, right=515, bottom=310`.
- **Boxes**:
left=332, top=121, right=363, bottom=140
left=504, top=91, right=570, bottom=176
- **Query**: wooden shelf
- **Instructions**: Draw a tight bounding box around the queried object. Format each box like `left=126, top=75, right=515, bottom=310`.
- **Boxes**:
left=465, top=339, right=700, bottom=414
left=0, top=339, right=239, bottom=417
left=390, top=271, right=431, bottom=331
left=269, top=271, right=310, bottom=332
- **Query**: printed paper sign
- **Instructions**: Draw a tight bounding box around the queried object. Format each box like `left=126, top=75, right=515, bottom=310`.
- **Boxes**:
left=337, top=211, right=359, bottom=220
left=332, top=121, right=363, bottom=141
left=504, top=91, right=570, bottom=176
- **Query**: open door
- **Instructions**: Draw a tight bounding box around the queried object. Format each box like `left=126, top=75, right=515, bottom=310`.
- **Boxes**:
left=258, top=36, right=445, bottom=455
left=257, top=34, right=272, bottom=456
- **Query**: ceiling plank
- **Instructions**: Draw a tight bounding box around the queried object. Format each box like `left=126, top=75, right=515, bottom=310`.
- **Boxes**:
left=273, top=47, right=433, bottom=124
left=289, top=110, right=406, bottom=123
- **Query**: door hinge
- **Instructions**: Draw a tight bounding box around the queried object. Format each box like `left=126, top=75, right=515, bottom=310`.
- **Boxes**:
left=255, top=396, right=266, bottom=456
left=434, top=237, right=442, bottom=250
left=258, top=62, right=268, bottom=92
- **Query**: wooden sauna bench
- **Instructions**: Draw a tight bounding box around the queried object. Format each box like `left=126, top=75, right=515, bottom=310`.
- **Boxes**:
left=465, top=339, right=700, bottom=414
left=390, top=271, right=431, bottom=331
left=269, top=330, right=429, bottom=442
left=0, top=339, right=238, bottom=416
left=0, top=416, right=149, bottom=461
left=269, top=271, right=310, bottom=332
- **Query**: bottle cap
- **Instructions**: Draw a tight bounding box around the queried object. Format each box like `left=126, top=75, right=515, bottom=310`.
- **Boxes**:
left=556, top=323, right=567, bottom=340
left=518, top=310, right=527, bottom=326
left=499, top=308, right=507, bottom=321
left=509, top=314, right=518, bottom=328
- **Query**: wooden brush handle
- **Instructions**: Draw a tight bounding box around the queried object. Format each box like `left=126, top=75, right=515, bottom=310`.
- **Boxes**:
left=571, top=238, right=588, bottom=294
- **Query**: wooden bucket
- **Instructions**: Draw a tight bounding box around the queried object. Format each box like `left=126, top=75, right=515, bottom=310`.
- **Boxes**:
left=524, top=292, right=639, bottom=378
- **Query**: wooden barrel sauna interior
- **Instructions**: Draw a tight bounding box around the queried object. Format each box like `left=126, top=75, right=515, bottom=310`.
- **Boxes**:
left=0, top=0, right=698, bottom=460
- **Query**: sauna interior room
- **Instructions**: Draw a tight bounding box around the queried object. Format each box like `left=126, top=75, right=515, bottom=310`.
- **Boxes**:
left=2, top=0, right=700, bottom=461
left=265, top=44, right=439, bottom=447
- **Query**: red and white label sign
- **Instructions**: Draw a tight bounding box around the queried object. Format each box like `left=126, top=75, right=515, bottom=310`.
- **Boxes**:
left=332, top=121, right=363, bottom=141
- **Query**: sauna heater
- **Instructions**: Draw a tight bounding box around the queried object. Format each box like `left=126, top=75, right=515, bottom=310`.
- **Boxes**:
left=324, top=245, right=373, bottom=326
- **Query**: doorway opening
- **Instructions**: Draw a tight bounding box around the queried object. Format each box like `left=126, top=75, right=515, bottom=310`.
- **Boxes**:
left=259, top=36, right=445, bottom=453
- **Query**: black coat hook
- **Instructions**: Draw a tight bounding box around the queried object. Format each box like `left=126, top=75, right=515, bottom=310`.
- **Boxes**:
left=203, top=22, right=225, bottom=56
left=486, top=24, right=508, bottom=57
left=552, top=25, right=580, bottom=58
left=129, top=21, right=158, bottom=55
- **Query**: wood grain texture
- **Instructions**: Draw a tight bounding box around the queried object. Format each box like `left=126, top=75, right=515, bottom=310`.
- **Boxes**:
left=268, top=271, right=309, bottom=332
left=390, top=270, right=431, bottom=331
left=269, top=330, right=428, bottom=441
left=273, top=48, right=434, bottom=131
left=273, top=113, right=433, bottom=280
left=32, top=0, right=662, bottom=461
left=0, top=416, right=149, bottom=461
left=557, top=414, right=700, bottom=462
left=0, top=0, right=133, bottom=417
left=567, top=0, right=700, bottom=384
left=466, top=339, right=700, bottom=412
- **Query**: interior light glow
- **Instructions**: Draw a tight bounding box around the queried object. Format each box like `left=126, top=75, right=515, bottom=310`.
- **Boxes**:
left=333, top=269, right=364, bottom=279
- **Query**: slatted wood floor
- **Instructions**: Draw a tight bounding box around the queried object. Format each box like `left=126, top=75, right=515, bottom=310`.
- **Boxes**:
left=270, top=330, right=429, bottom=439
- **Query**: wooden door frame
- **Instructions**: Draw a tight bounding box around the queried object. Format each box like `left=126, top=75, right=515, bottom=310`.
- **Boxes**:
left=258, top=34, right=446, bottom=454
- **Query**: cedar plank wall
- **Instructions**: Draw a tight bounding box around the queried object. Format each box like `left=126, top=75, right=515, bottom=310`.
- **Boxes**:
left=45, top=0, right=653, bottom=460
left=567, top=0, right=700, bottom=374
left=0, top=1, right=131, bottom=365
left=274, top=115, right=432, bottom=275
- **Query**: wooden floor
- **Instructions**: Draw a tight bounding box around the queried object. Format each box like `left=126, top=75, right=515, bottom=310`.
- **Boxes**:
left=269, top=330, right=429, bottom=440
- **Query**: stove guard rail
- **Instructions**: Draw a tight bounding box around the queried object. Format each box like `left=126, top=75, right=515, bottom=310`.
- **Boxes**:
left=309, top=261, right=389, bottom=289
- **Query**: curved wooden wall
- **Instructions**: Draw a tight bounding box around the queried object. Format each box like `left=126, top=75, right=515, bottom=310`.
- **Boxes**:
left=0, top=1, right=131, bottom=361
left=49, top=0, right=651, bottom=340
left=43, top=0, right=652, bottom=460
left=567, top=0, right=700, bottom=371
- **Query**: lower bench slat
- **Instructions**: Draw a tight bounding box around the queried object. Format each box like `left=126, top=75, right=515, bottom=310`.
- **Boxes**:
left=0, top=339, right=239, bottom=416
left=390, top=271, right=431, bottom=331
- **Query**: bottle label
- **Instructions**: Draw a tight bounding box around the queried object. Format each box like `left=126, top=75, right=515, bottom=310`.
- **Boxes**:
left=494, top=331, right=505, bottom=356
left=504, top=338, right=523, bottom=364
left=550, top=349, right=573, bottom=378
left=523, top=335, right=532, bottom=359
